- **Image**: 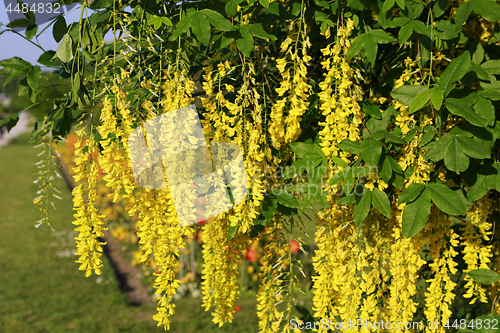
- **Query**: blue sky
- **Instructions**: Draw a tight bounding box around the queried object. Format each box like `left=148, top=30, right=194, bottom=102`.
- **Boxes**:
left=0, top=3, right=114, bottom=68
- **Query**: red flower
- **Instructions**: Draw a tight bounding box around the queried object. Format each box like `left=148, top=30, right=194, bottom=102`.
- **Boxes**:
left=234, top=305, right=241, bottom=312
left=245, top=248, right=257, bottom=263
left=288, top=240, right=300, bottom=254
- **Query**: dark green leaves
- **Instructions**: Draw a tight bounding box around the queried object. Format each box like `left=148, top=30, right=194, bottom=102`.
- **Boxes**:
left=438, top=51, right=471, bottom=96
left=444, top=135, right=469, bottom=172
left=446, top=98, right=487, bottom=127
left=371, top=188, right=391, bottom=218
left=398, top=183, right=425, bottom=204
left=202, top=10, right=236, bottom=32
left=402, top=181, right=466, bottom=238
left=53, top=15, right=67, bottom=43
left=467, top=269, right=500, bottom=284
left=469, top=0, right=500, bottom=22
left=402, top=187, right=431, bottom=238
left=27, top=66, right=41, bottom=90
left=290, top=142, right=324, bottom=159
left=427, top=182, right=466, bottom=216
left=191, top=11, right=211, bottom=45
left=409, top=90, right=430, bottom=114
left=236, top=26, right=254, bottom=57
left=275, top=191, right=300, bottom=209
left=353, top=187, right=371, bottom=226
left=346, top=29, right=396, bottom=63
left=359, top=138, right=382, bottom=167
left=226, top=0, right=243, bottom=17
left=0, top=57, right=31, bottom=86
left=391, top=85, right=425, bottom=106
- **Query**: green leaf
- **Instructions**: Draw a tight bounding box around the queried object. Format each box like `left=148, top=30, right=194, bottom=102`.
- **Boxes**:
left=473, top=96, right=495, bottom=127
left=438, top=51, right=471, bottom=96
left=227, top=223, right=238, bottom=241
left=353, top=187, right=371, bottom=226
left=402, top=187, right=431, bottom=238
left=201, top=9, right=236, bottom=31
left=409, top=90, right=430, bottom=114
left=467, top=173, right=488, bottom=201
left=328, top=171, right=345, bottom=186
left=258, top=0, right=269, bottom=8
left=275, top=191, right=300, bottom=209
left=361, top=101, right=382, bottom=119
left=56, top=34, right=74, bottom=63
left=27, top=65, right=41, bottom=90
left=310, top=159, right=328, bottom=184
left=381, top=0, right=395, bottom=13
left=236, top=26, right=254, bottom=57
left=346, top=30, right=395, bottom=63
left=283, top=157, right=322, bottom=178
left=398, top=23, right=413, bottom=45
left=331, top=157, right=348, bottom=167
left=380, top=156, right=392, bottom=183
left=168, top=12, right=194, bottom=41
left=428, top=87, right=444, bottom=110
left=345, top=34, right=366, bottom=60
left=290, top=142, right=323, bottom=159
left=457, top=135, right=491, bottom=159
left=395, top=0, right=405, bottom=9
left=446, top=98, right=487, bottom=127
left=344, top=167, right=355, bottom=195
left=53, top=15, right=67, bottom=43
left=434, top=0, right=448, bottom=17
left=467, top=269, right=500, bottom=284
left=315, top=186, right=328, bottom=208
left=391, top=85, right=426, bottom=106
left=226, top=0, right=243, bottom=17
left=261, top=195, right=277, bottom=223
left=471, top=62, right=489, bottom=81
left=455, top=2, right=472, bottom=31
left=419, top=126, right=436, bottom=147
left=399, top=183, right=426, bottom=204
left=89, top=0, right=113, bottom=9
left=337, top=193, right=356, bottom=204
left=469, top=0, right=500, bottom=22
left=246, top=23, right=277, bottom=41
left=371, top=188, right=391, bottom=218
left=25, top=24, right=37, bottom=41
left=424, top=136, right=451, bottom=161
left=434, top=20, right=459, bottom=40
left=0, top=57, right=31, bottom=86
left=481, top=59, right=500, bottom=75
left=301, top=192, right=315, bottom=210
left=191, top=12, right=211, bottom=45
left=444, top=137, right=469, bottom=172
left=427, top=182, right=466, bottom=215
left=360, top=138, right=382, bottom=167
left=338, top=140, right=360, bottom=155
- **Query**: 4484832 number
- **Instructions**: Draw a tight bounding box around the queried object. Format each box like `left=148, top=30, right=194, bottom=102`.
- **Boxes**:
left=5, top=2, right=62, bottom=14
left=443, top=318, right=499, bottom=330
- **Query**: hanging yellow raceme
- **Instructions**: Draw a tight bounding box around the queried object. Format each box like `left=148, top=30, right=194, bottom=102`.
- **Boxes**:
left=71, top=127, right=107, bottom=277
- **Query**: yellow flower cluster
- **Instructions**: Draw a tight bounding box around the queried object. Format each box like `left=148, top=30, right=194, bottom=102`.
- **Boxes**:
left=461, top=199, right=494, bottom=304
left=269, top=6, right=313, bottom=149
left=318, top=18, right=361, bottom=161
left=72, top=128, right=107, bottom=277
left=423, top=210, right=459, bottom=333
left=201, top=216, right=240, bottom=327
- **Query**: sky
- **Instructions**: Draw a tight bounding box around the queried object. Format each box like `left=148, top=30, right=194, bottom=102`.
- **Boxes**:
left=0, top=3, right=129, bottom=69
left=0, top=4, right=67, bottom=67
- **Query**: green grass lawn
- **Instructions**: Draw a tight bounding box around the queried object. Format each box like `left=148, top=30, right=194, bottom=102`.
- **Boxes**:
left=0, top=140, right=260, bottom=333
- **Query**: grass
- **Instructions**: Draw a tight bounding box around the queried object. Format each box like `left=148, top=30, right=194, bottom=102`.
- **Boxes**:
left=0, top=140, right=260, bottom=333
